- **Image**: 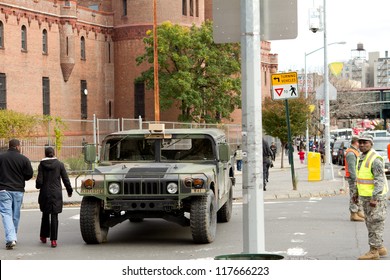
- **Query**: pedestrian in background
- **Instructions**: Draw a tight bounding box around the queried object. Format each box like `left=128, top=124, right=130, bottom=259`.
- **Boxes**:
left=0, top=139, right=33, bottom=250
left=270, top=142, right=277, bottom=161
left=263, top=138, right=273, bottom=191
left=355, top=134, right=388, bottom=260
left=234, top=145, right=243, bottom=171
left=36, top=147, right=73, bottom=248
left=298, top=148, right=305, bottom=164
left=345, top=136, right=364, bottom=222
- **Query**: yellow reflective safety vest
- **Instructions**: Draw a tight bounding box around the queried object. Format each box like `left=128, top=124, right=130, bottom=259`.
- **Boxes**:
left=356, top=150, right=388, bottom=197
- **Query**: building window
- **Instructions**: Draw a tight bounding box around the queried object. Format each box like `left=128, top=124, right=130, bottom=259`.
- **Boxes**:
left=0, top=21, right=3, bottom=48
left=80, top=36, right=86, bottom=60
left=21, top=25, right=27, bottom=51
left=42, top=29, right=48, bottom=54
left=42, top=77, right=50, bottom=115
left=190, top=0, right=194, bottom=16
left=0, top=73, right=6, bottom=109
left=108, top=42, right=111, bottom=63
left=64, top=1, right=70, bottom=7
left=196, top=0, right=199, bottom=17
left=122, top=0, right=127, bottom=16
left=108, top=100, right=112, bottom=118
left=66, top=37, right=69, bottom=56
left=81, top=80, right=88, bottom=119
left=182, top=0, right=187, bottom=16
left=134, top=82, right=145, bottom=119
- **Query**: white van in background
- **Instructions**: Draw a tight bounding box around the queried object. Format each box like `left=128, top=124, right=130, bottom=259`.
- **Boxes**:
left=365, top=130, right=390, bottom=137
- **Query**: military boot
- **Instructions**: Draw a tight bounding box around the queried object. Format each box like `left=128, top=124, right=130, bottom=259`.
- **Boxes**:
left=357, top=211, right=365, bottom=219
left=358, top=248, right=380, bottom=260
left=350, top=212, right=365, bottom=222
left=378, top=246, right=388, bottom=257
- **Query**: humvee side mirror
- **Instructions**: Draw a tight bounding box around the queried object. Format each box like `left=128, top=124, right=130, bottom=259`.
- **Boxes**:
left=219, top=143, right=230, bottom=162
left=84, top=144, right=97, bottom=164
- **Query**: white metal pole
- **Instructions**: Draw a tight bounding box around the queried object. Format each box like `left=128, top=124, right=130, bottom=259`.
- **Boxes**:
left=305, top=53, right=309, bottom=163
left=241, top=0, right=264, bottom=253
left=323, top=0, right=334, bottom=179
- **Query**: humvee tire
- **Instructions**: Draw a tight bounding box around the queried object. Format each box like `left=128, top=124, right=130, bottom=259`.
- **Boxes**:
left=217, top=180, right=233, bottom=223
left=190, top=191, right=217, bottom=243
left=80, top=196, right=109, bottom=244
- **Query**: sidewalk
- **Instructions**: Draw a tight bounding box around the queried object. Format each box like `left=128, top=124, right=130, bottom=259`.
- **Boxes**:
left=233, top=152, right=346, bottom=200
left=22, top=153, right=347, bottom=209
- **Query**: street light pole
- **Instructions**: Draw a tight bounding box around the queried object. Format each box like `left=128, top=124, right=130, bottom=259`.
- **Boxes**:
left=304, top=41, right=345, bottom=164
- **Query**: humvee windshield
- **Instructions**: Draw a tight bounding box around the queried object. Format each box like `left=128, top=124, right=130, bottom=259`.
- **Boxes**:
left=102, top=136, right=215, bottom=162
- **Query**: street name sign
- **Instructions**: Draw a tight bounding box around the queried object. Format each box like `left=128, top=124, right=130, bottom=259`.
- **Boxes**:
left=271, top=72, right=299, bottom=100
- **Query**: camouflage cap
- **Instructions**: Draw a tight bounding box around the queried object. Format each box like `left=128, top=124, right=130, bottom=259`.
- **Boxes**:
left=359, top=133, right=373, bottom=143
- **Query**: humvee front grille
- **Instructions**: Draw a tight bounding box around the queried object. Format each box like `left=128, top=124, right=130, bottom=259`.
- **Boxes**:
left=123, top=181, right=168, bottom=195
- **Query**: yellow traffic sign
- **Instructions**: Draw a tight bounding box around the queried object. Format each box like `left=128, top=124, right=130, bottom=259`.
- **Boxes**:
left=271, top=72, right=298, bottom=86
left=271, top=72, right=299, bottom=100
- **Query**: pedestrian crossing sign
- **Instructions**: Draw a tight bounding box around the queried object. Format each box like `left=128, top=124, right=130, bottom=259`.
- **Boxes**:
left=271, top=72, right=299, bottom=100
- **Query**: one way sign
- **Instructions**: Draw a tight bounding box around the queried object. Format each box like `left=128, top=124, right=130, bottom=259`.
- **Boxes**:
left=271, top=72, right=299, bottom=100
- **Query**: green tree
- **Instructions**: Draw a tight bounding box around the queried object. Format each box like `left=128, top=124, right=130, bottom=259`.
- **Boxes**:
left=42, top=115, right=67, bottom=156
left=262, top=97, right=311, bottom=167
left=136, top=20, right=241, bottom=123
left=0, top=110, right=41, bottom=139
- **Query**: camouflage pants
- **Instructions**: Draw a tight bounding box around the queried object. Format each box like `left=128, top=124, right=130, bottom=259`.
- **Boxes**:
left=360, top=196, right=387, bottom=248
left=347, top=178, right=362, bottom=213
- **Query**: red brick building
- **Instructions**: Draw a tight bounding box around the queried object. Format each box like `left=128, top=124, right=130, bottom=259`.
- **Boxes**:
left=0, top=0, right=278, bottom=124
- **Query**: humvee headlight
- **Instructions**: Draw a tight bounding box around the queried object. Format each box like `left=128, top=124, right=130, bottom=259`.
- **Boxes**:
left=83, top=179, right=95, bottom=189
left=183, top=177, right=205, bottom=188
left=108, top=182, right=120, bottom=194
left=167, top=182, right=178, bottom=194
left=192, top=178, right=204, bottom=188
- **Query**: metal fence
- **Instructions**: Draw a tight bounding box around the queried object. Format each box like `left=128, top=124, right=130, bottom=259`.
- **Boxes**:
left=1, top=116, right=242, bottom=163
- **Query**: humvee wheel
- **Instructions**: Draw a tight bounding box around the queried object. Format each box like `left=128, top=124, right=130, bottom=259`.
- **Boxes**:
left=80, top=196, right=109, bottom=244
left=190, top=191, right=217, bottom=243
left=217, top=180, right=233, bottom=223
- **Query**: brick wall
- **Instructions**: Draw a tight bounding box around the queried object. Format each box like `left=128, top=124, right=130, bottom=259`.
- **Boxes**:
left=0, top=0, right=277, bottom=127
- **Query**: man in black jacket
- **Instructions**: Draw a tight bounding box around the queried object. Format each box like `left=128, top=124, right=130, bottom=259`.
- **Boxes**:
left=0, top=139, right=33, bottom=249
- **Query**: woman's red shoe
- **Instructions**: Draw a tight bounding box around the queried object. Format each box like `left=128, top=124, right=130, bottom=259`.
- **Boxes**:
left=40, top=237, right=47, bottom=243
left=51, top=240, right=57, bottom=248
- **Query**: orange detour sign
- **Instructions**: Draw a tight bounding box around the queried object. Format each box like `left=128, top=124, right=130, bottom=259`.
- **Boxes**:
left=271, top=72, right=299, bottom=100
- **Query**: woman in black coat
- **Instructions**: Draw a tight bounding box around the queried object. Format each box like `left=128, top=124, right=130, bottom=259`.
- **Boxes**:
left=36, top=147, right=73, bottom=248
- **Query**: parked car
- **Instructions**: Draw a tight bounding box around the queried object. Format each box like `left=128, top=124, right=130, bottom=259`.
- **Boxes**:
left=372, top=137, right=390, bottom=177
left=331, top=139, right=350, bottom=165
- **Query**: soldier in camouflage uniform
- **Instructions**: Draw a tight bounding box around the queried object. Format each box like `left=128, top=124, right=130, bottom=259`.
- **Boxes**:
left=345, top=136, right=364, bottom=222
left=355, top=134, right=388, bottom=260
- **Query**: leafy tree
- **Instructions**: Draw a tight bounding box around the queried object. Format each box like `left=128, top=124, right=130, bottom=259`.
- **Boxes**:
left=136, top=20, right=241, bottom=123
left=0, top=110, right=41, bottom=140
left=262, top=97, right=311, bottom=167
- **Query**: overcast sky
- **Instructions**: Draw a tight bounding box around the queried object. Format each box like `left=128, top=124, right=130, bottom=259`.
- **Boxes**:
left=270, top=0, right=390, bottom=73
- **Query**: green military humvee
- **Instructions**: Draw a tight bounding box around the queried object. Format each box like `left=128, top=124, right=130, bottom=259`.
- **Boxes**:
left=76, top=124, right=235, bottom=244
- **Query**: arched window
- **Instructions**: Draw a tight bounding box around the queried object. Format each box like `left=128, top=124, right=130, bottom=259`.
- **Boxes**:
left=42, top=29, right=48, bottom=54
left=80, top=36, right=86, bottom=60
left=21, top=25, right=27, bottom=51
left=0, top=21, right=4, bottom=48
